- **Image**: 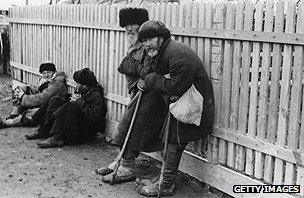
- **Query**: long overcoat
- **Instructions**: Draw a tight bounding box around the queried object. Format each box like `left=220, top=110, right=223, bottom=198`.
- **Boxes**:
left=144, top=38, right=215, bottom=143
left=112, top=43, right=167, bottom=152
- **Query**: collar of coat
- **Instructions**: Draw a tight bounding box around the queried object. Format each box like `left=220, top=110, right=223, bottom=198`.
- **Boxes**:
left=50, top=71, right=67, bottom=84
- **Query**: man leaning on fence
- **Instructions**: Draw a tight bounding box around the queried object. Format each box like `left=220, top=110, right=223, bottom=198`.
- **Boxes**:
left=0, top=62, right=68, bottom=129
left=133, top=20, right=215, bottom=196
left=94, top=8, right=168, bottom=185
left=121, top=20, right=214, bottom=197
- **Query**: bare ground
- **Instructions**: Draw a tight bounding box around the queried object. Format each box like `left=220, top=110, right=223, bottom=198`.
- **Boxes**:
left=0, top=75, right=221, bottom=198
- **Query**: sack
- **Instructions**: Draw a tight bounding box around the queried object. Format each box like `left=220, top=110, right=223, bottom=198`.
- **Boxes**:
left=169, top=84, right=203, bottom=126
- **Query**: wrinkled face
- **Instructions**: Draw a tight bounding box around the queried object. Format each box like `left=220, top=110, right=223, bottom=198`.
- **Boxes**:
left=125, top=24, right=139, bottom=47
left=42, top=70, right=55, bottom=80
left=142, top=37, right=163, bottom=57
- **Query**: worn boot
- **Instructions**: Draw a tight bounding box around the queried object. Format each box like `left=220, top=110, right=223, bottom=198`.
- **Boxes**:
left=95, top=160, right=117, bottom=176
left=25, top=129, right=44, bottom=140
left=101, top=158, right=136, bottom=184
left=136, top=174, right=160, bottom=187
left=137, top=143, right=187, bottom=197
left=37, top=134, right=64, bottom=148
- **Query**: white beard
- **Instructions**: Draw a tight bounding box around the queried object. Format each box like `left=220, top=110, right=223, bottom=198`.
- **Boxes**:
left=147, top=49, right=159, bottom=57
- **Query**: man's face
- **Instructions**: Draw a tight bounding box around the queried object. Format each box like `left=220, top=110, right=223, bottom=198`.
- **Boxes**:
left=42, top=70, right=55, bottom=79
left=125, top=24, right=139, bottom=47
left=142, top=37, right=163, bottom=57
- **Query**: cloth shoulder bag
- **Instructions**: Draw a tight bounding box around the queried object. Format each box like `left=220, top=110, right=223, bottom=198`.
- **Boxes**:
left=169, top=84, right=204, bottom=126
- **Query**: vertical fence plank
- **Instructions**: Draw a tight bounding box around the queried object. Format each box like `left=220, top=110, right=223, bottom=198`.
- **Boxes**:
left=274, top=0, right=295, bottom=185
left=244, top=0, right=263, bottom=177
left=264, top=0, right=284, bottom=183
left=218, top=2, right=235, bottom=165
left=229, top=1, right=244, bottom=169
left=204, top=1, right=214, bottom=162
left=253, top=0, right=274, bottom=178
left=236, top=0, right=254, bottom=173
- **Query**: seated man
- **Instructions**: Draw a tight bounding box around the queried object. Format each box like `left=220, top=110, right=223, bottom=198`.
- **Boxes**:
left=25, top=68, right=107, bottom=148
left=0, top=62, right=68, bottom=128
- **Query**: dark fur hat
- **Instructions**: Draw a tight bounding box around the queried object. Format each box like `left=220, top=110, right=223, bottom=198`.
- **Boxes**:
left=138, top=20, right=171, bottom=42
left=73, top=68, right=97, bottom=87
left=39, top=63, right=56, bottom=74
left=119, top=8, right=149, bottom=28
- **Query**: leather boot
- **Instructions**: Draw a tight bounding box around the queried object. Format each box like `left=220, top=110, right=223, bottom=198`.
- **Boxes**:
left=101, top=158, right=136, bottom=184
left=25, top=130, right=44, bottom=140
left=37, top=134, right=64, bottom=148
left=137, top=143, right=187, bottom=197
left=137, top=180, right=175, bottom=197
left=95, top=160, right=117, bottom=176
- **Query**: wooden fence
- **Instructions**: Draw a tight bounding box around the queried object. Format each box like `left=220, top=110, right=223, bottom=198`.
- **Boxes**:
left=8, top=0, right=304, bottom=197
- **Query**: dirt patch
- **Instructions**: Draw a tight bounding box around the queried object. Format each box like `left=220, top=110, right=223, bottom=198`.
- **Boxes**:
left=0, top=75, right=221, bottom=198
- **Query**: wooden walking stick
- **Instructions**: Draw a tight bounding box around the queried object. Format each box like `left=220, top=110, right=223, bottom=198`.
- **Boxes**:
left=109, top=91, right=143, bottom=185
left=157, top=112, right=171, bottom=198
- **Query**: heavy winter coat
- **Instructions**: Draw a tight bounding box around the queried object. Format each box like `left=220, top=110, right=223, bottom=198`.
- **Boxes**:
left=113, top=43, right=167, bottom=152
left=144, top=38, right=215, bottom=143
left=20, top=72, right=68, bottom=108
left=52, top=85, right=107, bottom=143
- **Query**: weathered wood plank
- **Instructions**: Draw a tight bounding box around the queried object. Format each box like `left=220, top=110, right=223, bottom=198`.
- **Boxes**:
left=264, top=0, right=284, bottom=183
left=274, top=0, right=295, bottom=185
left=236, top=1, right=254, bottom=172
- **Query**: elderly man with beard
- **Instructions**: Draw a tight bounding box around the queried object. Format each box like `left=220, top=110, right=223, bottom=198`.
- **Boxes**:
left=95, top=8, right=168, bottom=184
left=0, top=62, right=68, bottom=129
left=24, top=68, right=107, bottom=148
left=130, top=20, right=215, bottom=197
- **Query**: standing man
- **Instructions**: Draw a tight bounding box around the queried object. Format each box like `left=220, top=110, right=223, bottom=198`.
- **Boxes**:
left=134, top=20, right=215, bottom=197
left=95, top=8, right=168, bottom=184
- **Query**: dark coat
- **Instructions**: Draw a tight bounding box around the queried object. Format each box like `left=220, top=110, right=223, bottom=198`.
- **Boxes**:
left=113, top=44, right=167, bottom=152
left=144, top=39, right=215, bottom=143
left=52, top=85, right=107, bottom=143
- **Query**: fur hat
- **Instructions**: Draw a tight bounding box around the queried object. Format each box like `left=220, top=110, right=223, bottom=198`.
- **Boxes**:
left=73, top=68, right=97, bottom=87
left=119, top=8, right=149, bottom=28
left=138, top=20, right=171, bottom=42
left=39, top=63, right=56, bottom=74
